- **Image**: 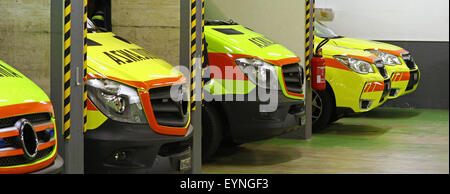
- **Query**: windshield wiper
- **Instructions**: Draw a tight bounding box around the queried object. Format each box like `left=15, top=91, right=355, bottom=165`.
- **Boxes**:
left=315, top=38, right=330, bottom=56
left=331, top=35, right=343, bottom=39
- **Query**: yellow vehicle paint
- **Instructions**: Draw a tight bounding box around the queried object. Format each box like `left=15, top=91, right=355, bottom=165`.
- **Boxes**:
left=200, top=21, right=305, bottom=159
left=315, top=21, right=420, bottom=99
left=84, top=20, right=192, bottom=173
left=205, top=24, right=304, bottom=100
left=86, top=32, right=189, bottom=133
left=87, top=32, right=184, bottom=87
left=205, top=25, right=301, bottom=64
left=320, top=44, right=389, bottom=113
left=0, top=60, right=62, bottom=174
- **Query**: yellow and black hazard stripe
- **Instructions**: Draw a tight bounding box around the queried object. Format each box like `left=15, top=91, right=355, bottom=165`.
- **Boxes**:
left=63, top=0, right=71, bottom=139
left=190, top=0, right=198, bottom=111
left=305, top=0, right=315, bottom=81
left=83, top=0, right=88, bottom=133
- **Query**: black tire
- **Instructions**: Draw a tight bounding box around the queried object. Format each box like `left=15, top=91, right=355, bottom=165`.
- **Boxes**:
left=329, top=112, right=340, bottom=124
left=220, top=141, right=242, bottom=148
left=202, top=104, right=223, bottom=162
left=312, top=89, right=334, bottom=131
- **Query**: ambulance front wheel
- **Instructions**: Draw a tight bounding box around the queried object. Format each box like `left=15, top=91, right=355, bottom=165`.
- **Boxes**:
left=312, top=89, right=334, bottom=131
left=201, top=104, right=223, bottom=162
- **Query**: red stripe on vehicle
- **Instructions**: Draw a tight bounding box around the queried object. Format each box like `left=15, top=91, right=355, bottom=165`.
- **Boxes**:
left=0, top=102, right=54, bottom=119
left=0, top=130, right=19, bottom=139
left=207, top=53, right=248, bottom=80
left=373, top=81, right=385, bottom=92
left=348, top=54, right=378, bottom=63
left=35, top=123, right=54, bottom=133
left=364, top=83, right=372, bottom=93
left=364, top=82, right=384, bottom=93
left=398, top=73, right=403, bottom=81
left=324, top=58, right=352, bottom=71
left=369, top=83, right=377, bottom=92
left=87, top=73, right=186, bottom=90
left=208, top=52, right=301, bottom=80
left=377, top=48, right=409, bottom=56
left=0, top=153, right=56, bottom=174
left=391, top=73, right=397, bottom=81
left=86, top=98, right=98, bottom=111
left=0, top=139, right=56, bottom=158
left=400, top=72, right=410, bottom=81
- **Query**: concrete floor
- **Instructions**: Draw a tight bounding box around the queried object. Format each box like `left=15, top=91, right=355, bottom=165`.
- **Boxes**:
left=203, top=108, right=449, bottom=174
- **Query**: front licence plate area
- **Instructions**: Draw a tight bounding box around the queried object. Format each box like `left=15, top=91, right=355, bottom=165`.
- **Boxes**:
left=180, top=157, right=192, bottom=171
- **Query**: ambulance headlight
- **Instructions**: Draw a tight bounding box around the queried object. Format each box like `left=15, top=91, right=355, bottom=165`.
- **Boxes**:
left=235, top=58, right=279, bottom=90
left=365, top=49, right=401, bottom=66
left=334, top=55, right=375, bottom=74
left=87, top=79, right=148, bottom=124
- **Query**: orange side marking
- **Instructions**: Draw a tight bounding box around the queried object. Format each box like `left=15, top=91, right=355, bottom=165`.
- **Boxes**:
left=378, top=48, right=408, bottom=56
left=324, top=58, right=352, bottom=71
left=0, top=130, right=19, bottom=139
left=0, top=154, right=56, bottom=174
left=364, top=83, right=372, bottom=93
left=35, top=123, right=54, bottom=132
left=400, top=72, right=411, bottom=81
left=0, top=149, right=23, bottom=158
left=0, top=102, right=54, bottom=120
left=87, top=73, right=186, bottom=91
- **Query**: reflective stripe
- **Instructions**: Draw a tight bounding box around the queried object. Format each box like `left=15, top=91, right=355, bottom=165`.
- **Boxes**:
left=0, top=127, right=16, bottom=134
left=92, top=15, right=104, bottom=21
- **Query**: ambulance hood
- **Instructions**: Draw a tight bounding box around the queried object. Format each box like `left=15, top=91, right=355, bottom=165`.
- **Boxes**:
left=205, top=25, right=300, bottom=64
left=326, top=37, right=407, bottom=56
left=319, top=44, right=379, bottom=63
left=87, top=32, right=184, bottom=90
left=0, top=60, right=50, bottom=107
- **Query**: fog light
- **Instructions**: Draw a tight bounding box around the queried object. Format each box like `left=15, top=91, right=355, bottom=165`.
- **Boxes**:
left=112, top=151, right=127, bottom=161
left=360, top=100, right=373, bottom=110
left=389, top=88, right=400, bottom=97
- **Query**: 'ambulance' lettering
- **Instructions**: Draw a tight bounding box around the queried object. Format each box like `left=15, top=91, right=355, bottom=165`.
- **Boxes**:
left=103, top=49, right=159, bottom=65
left=0, top=64, right=22, bottom=78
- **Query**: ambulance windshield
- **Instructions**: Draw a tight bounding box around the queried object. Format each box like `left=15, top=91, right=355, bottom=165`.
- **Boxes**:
left=315, top=21, right=341, bottom=39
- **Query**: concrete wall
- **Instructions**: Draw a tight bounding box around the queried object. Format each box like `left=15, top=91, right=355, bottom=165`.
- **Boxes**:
left=0, top=0, right=51, bottom=95
left=111, top=0, right=180, bottom=66
left=316, top=0, right=450, bottom=42
left=380, top=41, right=449, bottom=110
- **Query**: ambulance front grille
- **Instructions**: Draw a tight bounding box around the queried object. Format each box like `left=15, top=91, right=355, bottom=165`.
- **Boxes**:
left=0, top=113, right=51, bottom=129
left=0, top=146, right=54, bottom=167
left=380, top=79, right=391, bottom=102
left=281, top=63, right=304, bottom=94
left=375, top=61, right=389, bottom=79
left=402, top=53, right=417, bottom=70
left=149, top=85, right=189, bottom=127
left=0, top=113, right=55, bottom=167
